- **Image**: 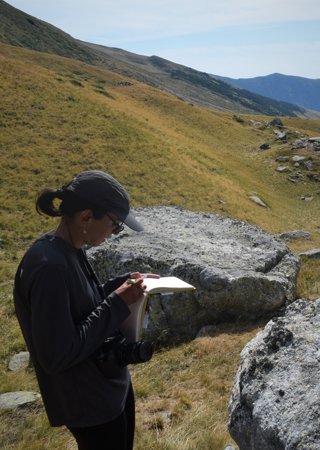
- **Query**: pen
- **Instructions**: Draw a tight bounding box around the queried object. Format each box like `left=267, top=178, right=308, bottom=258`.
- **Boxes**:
left=127, top=278, right=138, bottom=285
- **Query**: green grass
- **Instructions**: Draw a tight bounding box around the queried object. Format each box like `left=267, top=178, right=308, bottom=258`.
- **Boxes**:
left=1, top=42, right=320, bottom=449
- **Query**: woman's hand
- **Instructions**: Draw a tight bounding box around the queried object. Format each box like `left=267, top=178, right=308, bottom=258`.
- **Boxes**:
left=115, top=273, right=160, bottom=306
left=115, top=278, right=146, bottom=306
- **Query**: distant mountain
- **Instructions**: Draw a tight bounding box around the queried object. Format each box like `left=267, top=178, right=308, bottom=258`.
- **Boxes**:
left=0, top=0, right=314, bottom=117
left=81, top=44, right=315, bottom=117
left=211, top=73, right=320, bottom=113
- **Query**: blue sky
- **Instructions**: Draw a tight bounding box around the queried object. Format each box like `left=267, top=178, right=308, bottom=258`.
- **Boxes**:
left=7, top=0, right=320, bottom=79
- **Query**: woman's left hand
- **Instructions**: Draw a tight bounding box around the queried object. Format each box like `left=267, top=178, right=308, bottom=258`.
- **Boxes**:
left=131, top=272, right=160, bottom=279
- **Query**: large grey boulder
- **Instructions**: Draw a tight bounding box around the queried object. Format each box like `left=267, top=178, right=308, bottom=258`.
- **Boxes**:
left=89, top=207, right=300, bottom=344
left=228, top=298, right=320, bottom=450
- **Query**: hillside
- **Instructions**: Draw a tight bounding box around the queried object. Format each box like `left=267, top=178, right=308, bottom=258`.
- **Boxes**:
left=2, top=41, right=320, bottom=268
left=80, top=42, right=308, bottom=117
left=212, top=73, right=320, bottom=114
left=0, top=0, right=309, bottom=118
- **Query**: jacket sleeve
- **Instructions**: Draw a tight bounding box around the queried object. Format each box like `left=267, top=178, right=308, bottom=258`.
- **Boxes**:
left=102, top=273, right=131, bottom=296
left=29, top=264, right=130, bottom=375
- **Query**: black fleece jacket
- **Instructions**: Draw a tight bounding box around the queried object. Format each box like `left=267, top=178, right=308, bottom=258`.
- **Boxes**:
left=14, top=234, right=131, bottom=427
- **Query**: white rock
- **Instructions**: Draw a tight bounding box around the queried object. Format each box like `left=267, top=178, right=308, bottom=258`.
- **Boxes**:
left=229, top=298, right=320, bottom=450
left=0, top=391, right=41, bottom=410
left=8, top=351, right=30, bottom=371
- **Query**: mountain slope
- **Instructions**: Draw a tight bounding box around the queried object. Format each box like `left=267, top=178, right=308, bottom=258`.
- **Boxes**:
left=212, top=73, right=320, bottom=113
left=81, top=42, right=308, bottom=117
left=0, top=0, right=308, bottom=117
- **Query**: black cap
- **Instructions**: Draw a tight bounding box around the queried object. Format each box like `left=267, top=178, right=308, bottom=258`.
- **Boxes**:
left=65, top=170, right=143, bottom=231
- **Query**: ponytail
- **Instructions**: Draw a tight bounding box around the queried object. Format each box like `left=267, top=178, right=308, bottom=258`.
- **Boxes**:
left=35, top=187, right=107, bottom=219
left=35, top=189, right=64, bottom=217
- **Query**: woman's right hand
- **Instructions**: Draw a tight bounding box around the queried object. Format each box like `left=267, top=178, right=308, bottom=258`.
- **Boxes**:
left=114, top=278, right=146, bottom=305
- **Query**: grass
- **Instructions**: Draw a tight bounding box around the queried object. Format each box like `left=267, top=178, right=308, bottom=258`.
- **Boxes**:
left=132, top=324, right=261, bottom=450
left=0, top=305, right=263, bottom=449
left=296, top=258, right=320, bottom=299
left=0, top=42, right=320, bottom=449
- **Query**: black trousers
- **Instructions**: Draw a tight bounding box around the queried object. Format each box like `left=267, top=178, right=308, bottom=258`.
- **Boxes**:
left=67, top=384, right=135, bottom=450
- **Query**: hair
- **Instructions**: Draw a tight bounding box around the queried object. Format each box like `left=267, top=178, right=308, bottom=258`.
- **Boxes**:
left=35, top=188, right=107, bottom=219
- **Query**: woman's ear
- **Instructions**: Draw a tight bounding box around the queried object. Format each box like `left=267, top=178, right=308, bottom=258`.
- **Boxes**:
left=79, top=209, right=94, bottom=226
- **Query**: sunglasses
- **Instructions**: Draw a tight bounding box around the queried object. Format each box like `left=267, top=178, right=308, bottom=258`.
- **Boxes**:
left=106, top=213, right=124, bottom=235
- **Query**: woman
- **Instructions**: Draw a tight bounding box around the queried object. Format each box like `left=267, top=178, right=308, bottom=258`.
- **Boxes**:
left=14, top=170, right=158, bottom=450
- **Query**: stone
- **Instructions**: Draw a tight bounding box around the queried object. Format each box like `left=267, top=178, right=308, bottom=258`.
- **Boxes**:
left=228, top=298, right=320, bottom=450
left=301, top=195, right=313, bottom=201
left=0, top=391, right=41, bottom=410
left=292, top=155, right=306, bottom=162
left=292, top=137, right=320, bottom=152
left=307, top=173, right=320, bottom=182
left=278, top=230, right=311, bottom=241
left=299, top=248, right=320, bottom=259
left=248, top=195, right=268, bottom=208
left=274, top=130, right=287, bottom=140
left=275, top=156, right=290, bottom=162
left=250, top=120, right=266, bottom=130
left=153, top=410, right=172, bottom=428
left=308, top=142, right=320, bottom=151
left=233, top=115, right=245, bottom=123
left=8, top=351, right=30, bottom=371
left=301, top=160, right=313, bottom=170
left=269, top=117, right=284, bottom=128
left=89, top=207, right=300, bottom=344
left=276, top=166, right=290, bottom=173
left=291, top=138, right=307, bottom=149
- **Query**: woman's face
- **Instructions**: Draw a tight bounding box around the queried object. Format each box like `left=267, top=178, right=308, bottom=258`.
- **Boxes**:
left=86, top=213, right=121, bottom=246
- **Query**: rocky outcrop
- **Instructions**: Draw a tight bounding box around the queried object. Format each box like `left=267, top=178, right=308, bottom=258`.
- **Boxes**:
left=292, top=137, right=320, bottom=152
left=228, top=298, right=320, bottom=450
left=89, top=207, right=300, bottom=344
left=249, top=116, right=320, bottom=187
